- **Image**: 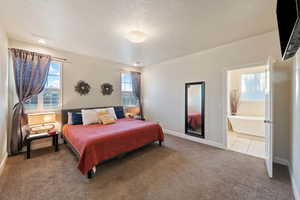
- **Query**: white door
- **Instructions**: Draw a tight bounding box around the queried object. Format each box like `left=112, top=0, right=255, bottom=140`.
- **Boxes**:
left=265, top=57, right=273, bottom=178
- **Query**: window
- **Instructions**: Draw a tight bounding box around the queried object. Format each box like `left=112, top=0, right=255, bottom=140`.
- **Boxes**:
left=240, top=71, right=265, bottom=101
left=24, top=61, right=62, bottom=112
left=121, top=73, right=138, bottom=106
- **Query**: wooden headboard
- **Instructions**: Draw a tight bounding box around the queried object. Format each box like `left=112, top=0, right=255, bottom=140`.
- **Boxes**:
left=61, top=106, right=123, bottom=126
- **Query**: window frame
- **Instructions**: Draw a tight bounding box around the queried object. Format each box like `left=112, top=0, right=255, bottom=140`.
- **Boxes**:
left=240, top=71, right=266, bottom=102
left=25, top=60, right=63, bottom=114
left=121, top=73, right=133, bottom=92
left=120, top=72, right=138, bottom=107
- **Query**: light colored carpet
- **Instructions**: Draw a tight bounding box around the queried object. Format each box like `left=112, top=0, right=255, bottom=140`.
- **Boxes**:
left=0, top=135, right=294, bottom=200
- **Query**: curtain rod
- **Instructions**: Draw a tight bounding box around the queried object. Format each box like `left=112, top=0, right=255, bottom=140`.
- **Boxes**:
left=52, top=56, right=71, bottom=63
left=8, top=48, right=71, bottom=63
left=53, top=56, right=66, bottom=61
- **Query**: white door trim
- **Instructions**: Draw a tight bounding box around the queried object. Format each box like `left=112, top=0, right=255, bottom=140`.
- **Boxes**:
left=265, top=56, right=275, bottom=178
left=221, top=60, right=268, bottom=149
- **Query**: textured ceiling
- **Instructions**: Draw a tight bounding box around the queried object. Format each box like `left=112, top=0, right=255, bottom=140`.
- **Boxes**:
left=0, top=0, right=277, bottom=66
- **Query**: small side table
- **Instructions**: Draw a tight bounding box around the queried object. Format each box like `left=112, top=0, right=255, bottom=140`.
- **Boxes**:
left=26, top=132, right=59, bottom=159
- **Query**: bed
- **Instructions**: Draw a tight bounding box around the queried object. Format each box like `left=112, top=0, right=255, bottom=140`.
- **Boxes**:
left=188, top=112, right=201, bottom=130
left=61, top=107, right=164, bottom=179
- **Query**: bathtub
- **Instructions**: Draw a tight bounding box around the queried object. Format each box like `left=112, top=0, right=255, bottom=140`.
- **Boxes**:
left=227, top=115, right=265, bottom=137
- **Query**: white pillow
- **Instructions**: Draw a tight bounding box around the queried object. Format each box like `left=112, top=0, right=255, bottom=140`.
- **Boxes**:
left=67, top=112, right=73, bottom=124
left=81, top=109, right=99, bottom=125
left=95, top=108, right=117, bottom=120
left=107, top=107, right=117, bottom=120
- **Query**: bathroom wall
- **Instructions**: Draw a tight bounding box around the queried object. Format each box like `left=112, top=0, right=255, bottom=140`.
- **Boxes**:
left=228, top=66, right=266, bottom=116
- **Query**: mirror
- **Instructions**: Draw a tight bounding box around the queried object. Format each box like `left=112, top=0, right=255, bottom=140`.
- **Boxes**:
left=185, top=82, right=205, bottom=138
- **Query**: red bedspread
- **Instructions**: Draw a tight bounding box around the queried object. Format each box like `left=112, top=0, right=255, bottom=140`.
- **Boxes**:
left=63, top=118, right=164, bottom=174
left=188, top=112, right=201, bottom=130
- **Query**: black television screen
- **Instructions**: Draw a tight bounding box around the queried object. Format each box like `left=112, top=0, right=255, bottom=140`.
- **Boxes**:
left=276, top=0, right=299, bottom=59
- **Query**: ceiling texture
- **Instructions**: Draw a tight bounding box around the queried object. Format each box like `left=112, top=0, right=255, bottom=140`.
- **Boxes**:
left=0, top=0, right=277, bottom=66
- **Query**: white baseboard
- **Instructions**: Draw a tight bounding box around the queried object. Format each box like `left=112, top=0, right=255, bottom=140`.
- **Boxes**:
left=163, top=129, right=225, bottom=149
left=0, top=152, right=8, bottom=176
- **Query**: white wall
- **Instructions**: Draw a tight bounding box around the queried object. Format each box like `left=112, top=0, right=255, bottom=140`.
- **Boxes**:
left=143, top=31, right=284, bottom=149
left=0, top=25, right=8, bottom=170
left=273, top=60, right=292, bottom=163
left=8, top=39, right=130, bottom=110
left=228, top=66, right=266, bottom=117
left=290, top=51, right=300, bottom=198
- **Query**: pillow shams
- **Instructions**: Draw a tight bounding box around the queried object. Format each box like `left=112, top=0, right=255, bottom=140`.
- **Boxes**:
left=96, top=108, right=117, bottom=120
left=98, top=113, right=116, bottom=125
left=114, top=106, right=125, bottom=119
left=81, top=109, right=99, bottom=125
left=97, top=110, right=108, bottom=123
left=71, top=112, right=83, bottom=125
left=67, top=112, right=73, bottom=124
left=107, top=107, right=117, bottom=120
left=75, top=108, right=118, bottom=125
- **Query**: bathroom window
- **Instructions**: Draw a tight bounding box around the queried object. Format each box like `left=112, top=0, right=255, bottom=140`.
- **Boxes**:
left=241, top=72, right=265, bottom=101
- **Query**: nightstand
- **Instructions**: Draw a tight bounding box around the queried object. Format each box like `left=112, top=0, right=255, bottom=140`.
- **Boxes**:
left=26, top=131, right=59, bottom=159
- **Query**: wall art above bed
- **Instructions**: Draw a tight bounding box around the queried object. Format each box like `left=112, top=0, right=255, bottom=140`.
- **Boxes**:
left=101, top=83, right=113, bottom=95
left=75, top=80, right=91, bottom=96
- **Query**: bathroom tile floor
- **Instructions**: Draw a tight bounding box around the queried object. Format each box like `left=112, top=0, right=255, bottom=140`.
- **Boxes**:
left=227, top=131, right=265, bottom=159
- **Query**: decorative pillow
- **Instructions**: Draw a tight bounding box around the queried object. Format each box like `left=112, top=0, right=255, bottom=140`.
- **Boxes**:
left=97, top=109, right=109, bottom=115
left=71, top=112, right=83, bottom=125
left=95, top=108, right=107, bottom=118
left=97, top=109, right=108, bottom=123
left=98, top=113, right=116, bottom=125
left=82, top=109, right=99, bottom=125
left=114, top=106, right=125, bottom=119
left=95, top=108, right=116, bottom=119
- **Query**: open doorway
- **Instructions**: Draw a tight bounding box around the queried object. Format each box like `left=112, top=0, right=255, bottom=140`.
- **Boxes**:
left=226, top=65, right=266, bottom=159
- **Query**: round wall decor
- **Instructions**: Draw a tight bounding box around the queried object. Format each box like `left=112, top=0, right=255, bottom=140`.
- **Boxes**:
left=101, top=83, right=113, bottom=95
left=75, top=80, right=91, bottom=96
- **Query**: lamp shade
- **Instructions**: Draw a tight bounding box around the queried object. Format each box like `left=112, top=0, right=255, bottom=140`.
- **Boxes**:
left=43, top=114, right=56, bottom=123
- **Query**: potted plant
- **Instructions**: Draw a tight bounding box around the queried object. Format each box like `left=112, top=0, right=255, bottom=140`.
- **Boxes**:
left=230, top=89, right=240, bottom=116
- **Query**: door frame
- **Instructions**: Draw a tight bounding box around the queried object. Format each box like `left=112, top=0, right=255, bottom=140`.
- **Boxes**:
left=221, top=60, right=269, bottom=150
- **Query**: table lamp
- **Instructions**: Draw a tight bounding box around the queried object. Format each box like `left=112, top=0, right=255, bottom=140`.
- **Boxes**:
left=28, top=112, right=57, bottom=133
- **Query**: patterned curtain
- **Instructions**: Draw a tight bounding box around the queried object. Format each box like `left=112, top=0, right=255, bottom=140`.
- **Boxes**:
left=130, top=71, right=143, bottom=119
left=9, top=48, right=51, bottom=154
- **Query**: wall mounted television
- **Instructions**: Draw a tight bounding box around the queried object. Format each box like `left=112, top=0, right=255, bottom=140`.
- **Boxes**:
left=277, top=0, right=300, bottom=60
